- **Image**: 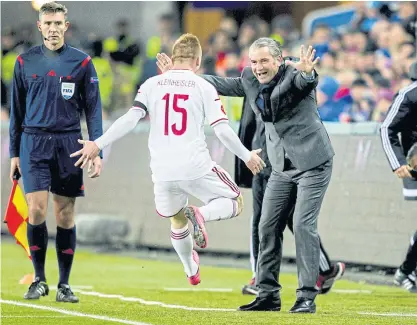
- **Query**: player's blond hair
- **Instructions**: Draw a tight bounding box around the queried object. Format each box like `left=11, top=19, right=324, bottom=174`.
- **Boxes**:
left=172, top=33, right=202, bottom=63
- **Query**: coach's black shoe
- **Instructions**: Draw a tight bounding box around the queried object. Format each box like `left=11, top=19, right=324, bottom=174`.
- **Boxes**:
left=56, top=284, right=79, bottom=303
left=289, top=298, right=316, bottom=313
left=238, top=296, right=281, bottom=311
left=24, top=277, right=49, bottom=300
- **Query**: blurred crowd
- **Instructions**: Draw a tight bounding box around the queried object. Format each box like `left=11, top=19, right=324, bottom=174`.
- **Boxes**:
left=200, top=1, right=417, bottom=123
left=1, top=1, right=416, bottom=123
left=1, top=13, right=179, bottom=121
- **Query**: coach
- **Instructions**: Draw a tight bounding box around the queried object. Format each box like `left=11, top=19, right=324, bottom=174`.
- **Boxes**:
left=157, top=37, right=334, bottom=313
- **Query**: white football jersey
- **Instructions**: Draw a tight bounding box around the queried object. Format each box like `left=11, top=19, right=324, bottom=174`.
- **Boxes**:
left=133, top=70, right=229, bottom=182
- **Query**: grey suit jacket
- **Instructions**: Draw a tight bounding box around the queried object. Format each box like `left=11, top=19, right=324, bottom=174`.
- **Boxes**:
left=202, top=66, right=335, bottom=172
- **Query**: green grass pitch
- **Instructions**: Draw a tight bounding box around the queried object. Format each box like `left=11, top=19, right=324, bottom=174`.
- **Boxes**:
left=1, top=241, right=416, bottom=324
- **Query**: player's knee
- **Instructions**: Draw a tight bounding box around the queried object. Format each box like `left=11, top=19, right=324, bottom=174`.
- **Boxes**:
left=234, top=194, right=244, bottom=217
left=170, top=209, right=188, bottom=229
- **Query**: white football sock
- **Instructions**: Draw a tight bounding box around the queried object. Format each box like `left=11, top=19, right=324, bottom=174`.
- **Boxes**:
left=170, top=225, right=198, bottom=277
left=199, top=198, right=237, bottom=222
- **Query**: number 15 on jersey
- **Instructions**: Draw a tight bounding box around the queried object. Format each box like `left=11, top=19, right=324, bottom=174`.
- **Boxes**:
left=162, top=93, right=189, bottom=136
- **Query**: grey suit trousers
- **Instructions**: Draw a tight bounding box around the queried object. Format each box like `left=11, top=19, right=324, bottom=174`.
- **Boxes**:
left=256, top=158, right=333, bottom=300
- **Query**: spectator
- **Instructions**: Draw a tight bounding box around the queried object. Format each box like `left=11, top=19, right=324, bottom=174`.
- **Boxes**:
left=270, top=14, right=298, bottom=47
left=344, top=79, right=376, bottom=122
left=317, top=76, right=344, bottom=122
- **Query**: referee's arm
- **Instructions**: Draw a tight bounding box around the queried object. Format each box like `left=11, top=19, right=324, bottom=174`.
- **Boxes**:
left=380, top=92, right=411, bottom=171
left=9, top=57, right=26, bottom=158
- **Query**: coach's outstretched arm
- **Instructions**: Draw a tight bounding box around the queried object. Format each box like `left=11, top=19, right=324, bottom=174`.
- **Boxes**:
left=286, top=45, right=319, bottom=93
left=156, top=53, right=245, bottom=97
left=200, top=73, right=245, bottom=97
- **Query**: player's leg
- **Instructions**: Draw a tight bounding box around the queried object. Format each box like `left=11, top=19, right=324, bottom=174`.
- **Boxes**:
left=20, top=132, right=53, bottom=300
left=316, top=241, right=346, bottom=294
left=170, top=210, right=200, bottom=285
left=315, top=241, right=346, bottom=294
left=394, top=230, right=417, bottom=293
left=50, top=132, right=84, bottom=303
left=181, top=165, right=244, bottom=249
left=154, top=181, right=200, bottom=285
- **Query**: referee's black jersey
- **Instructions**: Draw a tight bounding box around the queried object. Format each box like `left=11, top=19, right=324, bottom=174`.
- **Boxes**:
left=380, top=81, right=417, bottom=171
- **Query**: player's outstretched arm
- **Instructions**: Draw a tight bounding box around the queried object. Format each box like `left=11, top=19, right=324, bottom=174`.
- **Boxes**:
left=213, top=122, right=265, bottom=175
left=70, top=108, right=145, bottom=168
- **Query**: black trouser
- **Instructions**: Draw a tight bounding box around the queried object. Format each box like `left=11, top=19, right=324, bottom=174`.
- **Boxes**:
left=250, top=172, right=333, bottom=278
left=400, top=230, right=417, bottom=274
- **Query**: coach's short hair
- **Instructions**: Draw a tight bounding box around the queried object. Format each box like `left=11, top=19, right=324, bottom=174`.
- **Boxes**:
left=172, top=33, right=202, bottom=63
left=249, top=37, right=283, bottom=60
left=39, top=2, right=68, bottom=20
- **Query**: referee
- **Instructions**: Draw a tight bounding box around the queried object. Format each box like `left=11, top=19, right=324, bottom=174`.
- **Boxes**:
left=380, top=61, right=417, bottom=293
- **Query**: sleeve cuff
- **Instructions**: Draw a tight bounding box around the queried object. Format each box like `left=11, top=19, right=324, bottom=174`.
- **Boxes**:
left=210, top=118, right=229, bottom=127
left=242, top=150, right=252, bottom=163
left=301, top=71, right=316, bottom=81
left=10, top=149, right=20, bottom=158
left=94, top=139, right=104, bottom=151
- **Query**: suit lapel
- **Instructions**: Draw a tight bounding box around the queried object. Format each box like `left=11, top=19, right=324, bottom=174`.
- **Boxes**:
left=247, top=83, right=261, bottom=115
left=270, top=84, right=280, bottom=117
left=249, top=93, right=261, bottom=115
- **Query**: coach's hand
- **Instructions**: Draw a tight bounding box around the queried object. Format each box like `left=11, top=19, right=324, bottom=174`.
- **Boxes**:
left=285, top=45, right=319, bottom=74
left=9, top=157, right=22, bottom=183
left=156, top=53, right=173, bottom=73
left=87, top=156, right=102, bottom=178
left=394, top=165, right=413, bottom=179
left=246, top=149, right=266, bottom=175
left=70, top=139, right=100, bottom=169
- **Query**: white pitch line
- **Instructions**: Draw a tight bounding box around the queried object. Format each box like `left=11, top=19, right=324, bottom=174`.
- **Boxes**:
left=0, top=300, right=153, bottom=325
left=164, top=288, right=233, bottom=292
left=1, top=316, right=71, bottom=318
left=76, top=289, right=236, bottom=312
left=358, top=312, right=417, bottom=317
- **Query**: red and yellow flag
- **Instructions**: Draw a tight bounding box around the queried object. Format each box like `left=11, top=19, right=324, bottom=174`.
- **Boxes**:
left=3, top=179, right=31, bottom=259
